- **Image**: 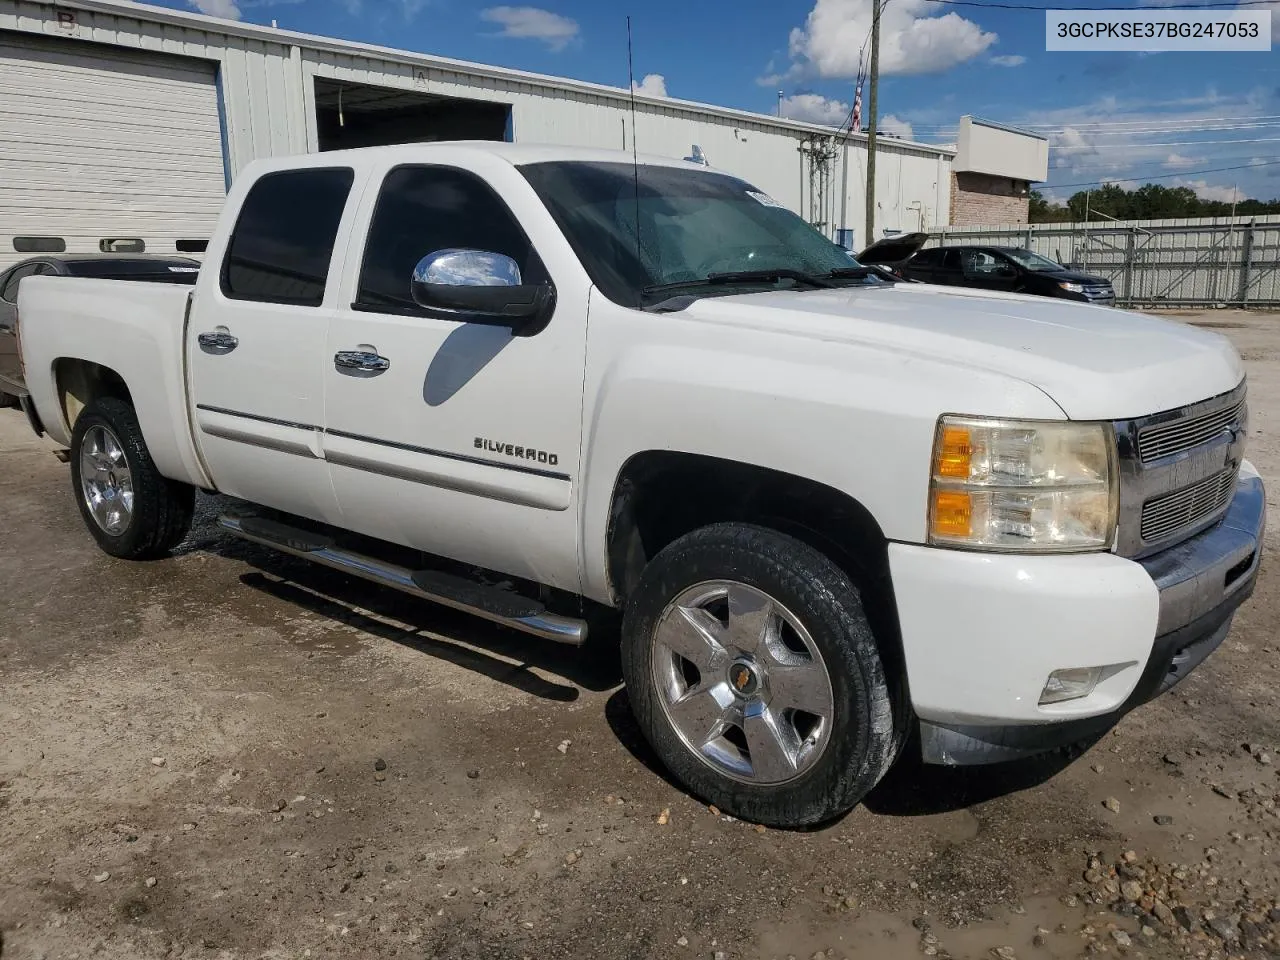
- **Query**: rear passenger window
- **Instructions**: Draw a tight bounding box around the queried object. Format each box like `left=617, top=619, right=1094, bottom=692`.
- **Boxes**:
left=221, top=168, right=354, bottom=307
left=355, top=165, right=547, bottom=314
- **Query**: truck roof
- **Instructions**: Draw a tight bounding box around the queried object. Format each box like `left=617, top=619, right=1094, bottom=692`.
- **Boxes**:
left=250, top=140, right=710, bottom=174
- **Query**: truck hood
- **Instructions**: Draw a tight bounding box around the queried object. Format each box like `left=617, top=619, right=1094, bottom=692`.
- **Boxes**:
left=686, top=282, right=1243, bottom=420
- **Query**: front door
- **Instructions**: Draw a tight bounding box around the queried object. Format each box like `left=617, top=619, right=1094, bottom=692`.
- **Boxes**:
left=187, top=165, right=358, bottom=523
left=322, top=159, right=588, bottom=592
left=961, top=249, right=1020, bottom=292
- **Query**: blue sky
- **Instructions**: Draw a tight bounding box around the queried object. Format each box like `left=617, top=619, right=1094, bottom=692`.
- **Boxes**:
left=153, top=0, right=1280, bottom=202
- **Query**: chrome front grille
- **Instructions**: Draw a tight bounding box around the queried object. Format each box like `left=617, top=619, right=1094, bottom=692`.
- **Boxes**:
left=1140, top=469, right=1236, bottom=543
left=1114, top=381, right=1247, bottom=558
left=1138, top=397, right=1247, bottom=464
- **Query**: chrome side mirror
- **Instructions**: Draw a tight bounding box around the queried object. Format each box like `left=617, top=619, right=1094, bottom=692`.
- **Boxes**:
left=410, top=249, right=554, bottom=338
left=413, top=249, right=522, bottom=288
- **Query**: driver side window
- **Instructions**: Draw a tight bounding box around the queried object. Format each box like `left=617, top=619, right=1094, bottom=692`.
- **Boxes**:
left=355, top=165, right=549, bottom=315
left=963, top=250, right=1002, bottom=275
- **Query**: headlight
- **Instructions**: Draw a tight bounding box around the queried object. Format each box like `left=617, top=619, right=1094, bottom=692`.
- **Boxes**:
left=1058, top=281, right=1085, bottom=293
left=928, top=416, right=1117, bottom=552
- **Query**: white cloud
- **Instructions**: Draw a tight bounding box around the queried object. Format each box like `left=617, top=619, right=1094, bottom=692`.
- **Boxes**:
left=187, top=0, right=242, bottom=18
left=1175, top=179, right=1244, bottom=203
left=1164, top=153, right=1202, bottom=169
left=779, top=92, right=850, bottom=126
left=990, top=54, right=1025, bottom=67
left=778, top=95, right=914, bottom=139
left=631, top=74, right=668, bottom=97
left=786, top=0, right=997, bottom=78
left=480, top=6, right=579, bottom=52
left=880, top=114, right=914, bottom=139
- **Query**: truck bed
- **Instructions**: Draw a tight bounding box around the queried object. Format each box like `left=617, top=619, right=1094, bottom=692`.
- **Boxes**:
left=18, top=276, right=211, bottom=489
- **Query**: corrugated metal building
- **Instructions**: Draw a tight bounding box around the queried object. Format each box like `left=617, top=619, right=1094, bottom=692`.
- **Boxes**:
left=0, top=0, right=960, bottom=267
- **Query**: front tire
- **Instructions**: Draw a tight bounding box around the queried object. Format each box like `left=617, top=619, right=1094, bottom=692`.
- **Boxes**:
left=70, top=396, right=194, bottom=559
left=621, top=523, right=899, bottom=827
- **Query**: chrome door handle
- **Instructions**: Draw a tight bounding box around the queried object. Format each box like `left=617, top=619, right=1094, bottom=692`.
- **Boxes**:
left=334, top=350, right=390, bottom=372
left=197, top=331, right=239, bottom=351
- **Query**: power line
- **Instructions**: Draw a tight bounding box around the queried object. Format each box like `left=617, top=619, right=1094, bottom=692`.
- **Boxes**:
left=1044, top=158, right=1280, bottom=189
left=1055, top=136, right=1280, bottom=147
left=910, top=116, right=1280, bottom=134
left=921, top=0, right=1275, bottom=9
left=1007, top=114, right=1280, bottom=129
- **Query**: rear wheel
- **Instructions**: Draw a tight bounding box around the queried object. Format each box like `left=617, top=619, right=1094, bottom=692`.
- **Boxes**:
left=621, top=523, right=900, bottom=827
left=70, top=396, right=194, bottom=559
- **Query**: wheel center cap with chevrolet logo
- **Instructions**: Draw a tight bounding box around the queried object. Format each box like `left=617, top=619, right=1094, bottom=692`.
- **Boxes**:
left=728, top=661, right=760, bottom=697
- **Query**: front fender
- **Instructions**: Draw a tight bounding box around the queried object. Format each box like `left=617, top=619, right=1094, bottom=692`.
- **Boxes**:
left=576, top=294, right=1065, bottom=603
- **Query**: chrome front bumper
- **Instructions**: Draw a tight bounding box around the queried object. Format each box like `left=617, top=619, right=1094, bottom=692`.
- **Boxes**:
left=919, top=468, right=1265, bottom=765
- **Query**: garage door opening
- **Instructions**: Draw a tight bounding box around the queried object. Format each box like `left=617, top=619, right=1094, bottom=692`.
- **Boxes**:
left=315, top=79, right=511, bottom=151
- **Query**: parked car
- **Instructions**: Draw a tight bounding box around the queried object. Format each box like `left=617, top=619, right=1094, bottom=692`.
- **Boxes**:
left=859, top=236, right=1116, bottom=306
left=853, top=232, right=930, bottom=280
left=0, top=254, right=201, bottom=408
left=17, top=144, right=1261, bottom=827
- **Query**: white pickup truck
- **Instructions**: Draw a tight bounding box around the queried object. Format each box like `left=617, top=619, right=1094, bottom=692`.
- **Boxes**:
left=17, top=142, right=1264, bottom=827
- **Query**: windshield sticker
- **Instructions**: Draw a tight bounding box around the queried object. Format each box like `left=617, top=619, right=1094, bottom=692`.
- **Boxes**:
left=747, top=191, right=785, bottom=208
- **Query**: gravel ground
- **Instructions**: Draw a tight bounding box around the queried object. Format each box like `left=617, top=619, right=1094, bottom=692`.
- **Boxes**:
left=1, top=309, right=1278, bottom=960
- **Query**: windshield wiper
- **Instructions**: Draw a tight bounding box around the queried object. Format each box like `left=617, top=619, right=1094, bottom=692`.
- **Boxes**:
left=643, top=268, right=836, bottom=299
left=826, top=266, right=893, bottom=282
left=640, top=266, right=892, bottom=311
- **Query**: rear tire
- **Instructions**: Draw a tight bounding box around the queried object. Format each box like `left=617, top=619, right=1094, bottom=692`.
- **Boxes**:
left=621, top=522, right=900, bottom=827
left=70, top=396, right=194, bottom=559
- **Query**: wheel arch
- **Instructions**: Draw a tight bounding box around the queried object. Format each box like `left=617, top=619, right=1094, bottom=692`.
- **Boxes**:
left=604, top=450, right=906, bottom=694
left=53, top=357, right=133, bottom=436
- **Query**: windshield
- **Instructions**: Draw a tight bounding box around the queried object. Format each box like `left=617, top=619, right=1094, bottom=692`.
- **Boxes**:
left=520, top=161, right=881, bottom=308
left=1002, top=248, right=1066, bottom=272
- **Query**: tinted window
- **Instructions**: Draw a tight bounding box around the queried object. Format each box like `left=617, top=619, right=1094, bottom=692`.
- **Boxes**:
left=1, top=263, right=42, bottom=303
left=356, top=166, right=548, bottom=314
left=13, top=236, right=65, bottom=254
left=176, top=239, right=209, bottom=253
left=522, top=161, right=873, bottom=308
left=222, top=168, right=354, bottom=306
left=910, top=248, right=942, bottom=266
left=941, top=249, right=961, bottom=269
left=963, top=249, right=1005, bottom=274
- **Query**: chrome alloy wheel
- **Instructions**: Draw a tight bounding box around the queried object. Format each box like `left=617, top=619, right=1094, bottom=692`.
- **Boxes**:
left=79, top=425, right=134, bottom=535
left=652, top=581, right=835, bottom=785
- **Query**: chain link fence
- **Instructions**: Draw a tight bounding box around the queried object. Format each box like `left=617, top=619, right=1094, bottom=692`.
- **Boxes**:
left=927, top=215, right=1280, bottom=308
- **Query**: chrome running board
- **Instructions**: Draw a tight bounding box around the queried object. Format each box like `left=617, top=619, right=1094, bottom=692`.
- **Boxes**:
left=217, top=514, right=587, bottom=646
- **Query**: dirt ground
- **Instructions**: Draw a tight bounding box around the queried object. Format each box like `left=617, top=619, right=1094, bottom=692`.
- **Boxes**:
left=1, top=309, right=1278, bottom=960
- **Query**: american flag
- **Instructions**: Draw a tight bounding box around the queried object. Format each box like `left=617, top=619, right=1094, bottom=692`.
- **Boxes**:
left=851, top=84, right=863, bottom=133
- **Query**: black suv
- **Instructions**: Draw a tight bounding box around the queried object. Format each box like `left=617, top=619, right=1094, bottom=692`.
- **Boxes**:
left=858, top=235, right=1116, bottom=307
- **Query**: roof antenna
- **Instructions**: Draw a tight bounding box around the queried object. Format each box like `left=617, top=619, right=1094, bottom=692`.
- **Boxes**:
left=626, top=16, right=642, bottom=265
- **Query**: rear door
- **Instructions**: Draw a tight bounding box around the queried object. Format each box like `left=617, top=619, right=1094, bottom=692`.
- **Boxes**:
left=186, top=166, right=358, bottom=523
left=320, top=157, right=588, bottom=592
left=932, top=248, right=965, bottom=287
left=899, top=247, right=940, bottom=282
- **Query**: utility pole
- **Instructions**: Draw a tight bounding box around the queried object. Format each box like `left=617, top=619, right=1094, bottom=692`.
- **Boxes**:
left=864, top=0, right=881, bottom=247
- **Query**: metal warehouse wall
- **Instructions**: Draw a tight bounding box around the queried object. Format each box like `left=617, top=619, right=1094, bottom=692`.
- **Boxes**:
left=1, top=0, right=953, bottom=241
